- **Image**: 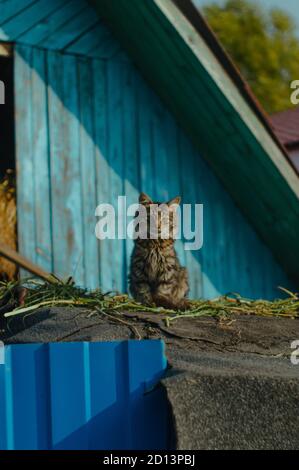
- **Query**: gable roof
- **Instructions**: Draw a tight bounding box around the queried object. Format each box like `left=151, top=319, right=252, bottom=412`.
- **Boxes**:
left=0, top=0, right=298, bottom=283
left=271, top=108, right=299, bottom=150
left=173, top=0, right=297, bottom=170
left=90, top=0, right=299, bottom=283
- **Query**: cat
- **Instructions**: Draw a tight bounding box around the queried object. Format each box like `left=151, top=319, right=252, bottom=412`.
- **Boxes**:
left=129, top=192, right=189, bottom=310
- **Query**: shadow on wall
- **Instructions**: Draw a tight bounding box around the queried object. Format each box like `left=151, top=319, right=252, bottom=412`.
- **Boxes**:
left=13, top=35, right=292, bottom=300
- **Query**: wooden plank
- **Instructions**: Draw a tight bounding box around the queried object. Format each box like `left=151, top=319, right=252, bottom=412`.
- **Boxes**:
left=88, top=26, right=120, bottom=59
left=162, top=107, right=187, bottom=274
left=122, top=60, right=140, bottom=290
left=18, top=0, right=84, bottom=45
left=106, top=56, right=125, bottom=292
left=66, top=22, right=103, bottom=56
left=40, top=6, right=99, bottom=50
left=30, top=47, right=53, bottom=272
left=66, top=19, right=121, bottom=59
left=0, top=243, right=52, bottom=282
left=136, top=74, right=155, bottom=198
left=92, top=59, right=113, bottom=293
left=0, top=0, right=64, bottom=40
left=77, top=56, right=100, bottom=290
left=0, top=0, right=36, bottom=26
left=47, top=50, right=84, bottom=284
left=178, top=132, right=203, bottom=298
left=14, top=45, right=37, bottom=272
left=151, top=92, right=168, bottom=202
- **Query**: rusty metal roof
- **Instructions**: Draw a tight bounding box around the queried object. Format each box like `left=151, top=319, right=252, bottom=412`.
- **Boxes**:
left=271, top=107, right=299, bottom=149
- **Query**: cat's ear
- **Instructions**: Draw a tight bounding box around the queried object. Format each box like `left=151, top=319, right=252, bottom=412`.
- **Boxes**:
left=168, top=196, right=181, bottom=206
left=139, top=192, right=153, bottom=205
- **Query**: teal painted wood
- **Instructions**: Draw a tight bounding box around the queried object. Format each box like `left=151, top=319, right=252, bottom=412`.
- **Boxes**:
left=136, top=76, right=155, bottom=199
left=15, top=34, right=292, bottom=298
left=31, top=47, right=53, bottom=272
left=67, top=22, right=103, bottom=56
left=14, top=46, right=37, bottom=276
left=178, top=131, right=203, bottom=298
left=47, top=51, right=85, bottom=284
left=17, top=1, right=85, bottom=46
left=122, top=60, right=140, bottom=282
left=88, top=28, right=120, bottom=59
left=78, top=57, right=100, bottom=289
left=0, top=0, right=121, bottom=60
left=106, top=56, right=126, bottom=293
left=0, top=0, right=86, bottom=44
left=40, top=6, right=98, bottom=50
left=0, top=0, right=36, bottom=26
left=0, top=0, right=64, bottom=41
left=92, top=58, right=114, bottom=293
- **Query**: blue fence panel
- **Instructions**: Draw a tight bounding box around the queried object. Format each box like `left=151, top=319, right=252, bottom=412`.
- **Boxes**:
left=0, top=340, right=168, bottom=450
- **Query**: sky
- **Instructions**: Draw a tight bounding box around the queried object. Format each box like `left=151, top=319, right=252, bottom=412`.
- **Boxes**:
left=194, top=0, right=299, bottom=36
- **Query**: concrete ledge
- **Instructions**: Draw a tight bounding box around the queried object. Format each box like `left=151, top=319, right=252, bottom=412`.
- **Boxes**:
left=163, top=352, right=299, bottom=450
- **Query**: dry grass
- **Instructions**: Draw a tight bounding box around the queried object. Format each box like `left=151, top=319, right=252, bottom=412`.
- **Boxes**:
left=0, top=278, right=298, bottom=321
left=0, top=170, right=17, bottom=281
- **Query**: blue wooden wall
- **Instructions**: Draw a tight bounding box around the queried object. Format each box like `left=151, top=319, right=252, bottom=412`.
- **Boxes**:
left=8, top=1, right=291, bottom=299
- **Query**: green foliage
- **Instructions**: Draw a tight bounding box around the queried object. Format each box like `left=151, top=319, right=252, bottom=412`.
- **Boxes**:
left=203, top=0, right=299, bottom=113
left=0, top=279, right=298, bottom=321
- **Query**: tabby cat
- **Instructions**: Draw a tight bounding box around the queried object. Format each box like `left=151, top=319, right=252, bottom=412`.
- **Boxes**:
left=129, top=192, right=189, bottom=310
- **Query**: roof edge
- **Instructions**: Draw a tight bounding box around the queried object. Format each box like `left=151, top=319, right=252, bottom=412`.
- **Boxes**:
left=172, top=0, right=299, bottom=176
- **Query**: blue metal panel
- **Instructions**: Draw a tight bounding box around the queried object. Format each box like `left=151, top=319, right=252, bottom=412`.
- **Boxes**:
left=0, top=340, right=168, bottom=450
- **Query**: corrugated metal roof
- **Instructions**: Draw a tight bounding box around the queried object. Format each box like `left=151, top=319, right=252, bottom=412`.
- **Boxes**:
left=271, top=108, right=299, bottom=149
left=0, top=340, right=168, bottom=450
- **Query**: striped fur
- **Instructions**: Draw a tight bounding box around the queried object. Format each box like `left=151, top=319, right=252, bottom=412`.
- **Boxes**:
left=129, top=193, right=189, bottom=310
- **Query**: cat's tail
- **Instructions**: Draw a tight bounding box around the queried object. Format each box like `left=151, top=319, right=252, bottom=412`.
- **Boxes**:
left=152, top=293, right=190, bottom=311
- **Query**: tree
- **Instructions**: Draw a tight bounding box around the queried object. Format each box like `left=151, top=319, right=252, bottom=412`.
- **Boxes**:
left=203, top=0, right=299, bottom=113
